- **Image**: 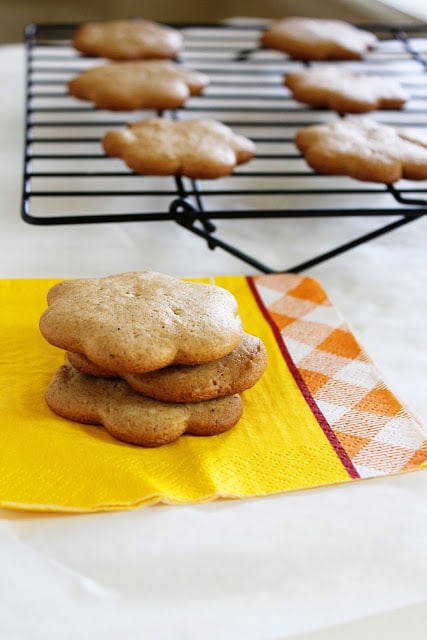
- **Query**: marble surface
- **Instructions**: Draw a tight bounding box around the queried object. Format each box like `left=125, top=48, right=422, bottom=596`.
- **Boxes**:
left=1, top=42, right=427, bottom=639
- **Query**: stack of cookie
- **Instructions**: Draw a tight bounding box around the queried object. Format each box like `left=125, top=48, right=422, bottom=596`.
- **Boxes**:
left=39, top=271, right=267, bottom=447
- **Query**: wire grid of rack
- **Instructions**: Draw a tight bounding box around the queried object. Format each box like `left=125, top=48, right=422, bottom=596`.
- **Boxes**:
left=22, top=20, right=427, bottom=273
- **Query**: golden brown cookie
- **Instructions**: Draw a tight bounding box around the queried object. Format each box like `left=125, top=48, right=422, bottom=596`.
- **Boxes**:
left=66, top=331, right=268, bottom=402
left=102, top=117, right=256, bottom=179
left=67, top=61, right=209, bottom=111
left=65, top=352, right=117, bottom=379
left=72, top=18, right=183, bottom=60
left=39, top=271, right=242, bottom=374
left=285, top=67, right=409, bottom=113
left=295, top=116, right=427, bottom=183
left=261, top=17, right=378, bottom=60
left=46, top=364, right=243, bottom=447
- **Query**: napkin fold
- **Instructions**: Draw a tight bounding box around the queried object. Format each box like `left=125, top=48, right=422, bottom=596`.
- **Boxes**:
left=0, top=274, right=425, bottom=513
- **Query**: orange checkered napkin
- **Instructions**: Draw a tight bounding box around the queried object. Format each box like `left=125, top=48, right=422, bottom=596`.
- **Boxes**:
left=0, top=274, right=426, bottom=513
left=250, top=274, right=427, bottom=477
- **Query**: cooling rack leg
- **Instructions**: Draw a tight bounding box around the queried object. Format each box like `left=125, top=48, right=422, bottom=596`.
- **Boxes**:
left=178, top=213, right=424, bottom=274
left=175, top=220, right=276, bottom=273
left=285, top=214, right=424, bottom=273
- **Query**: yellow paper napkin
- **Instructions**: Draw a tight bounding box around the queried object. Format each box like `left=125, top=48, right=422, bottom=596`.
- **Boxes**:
left=0, top=274, right=425, bottom=513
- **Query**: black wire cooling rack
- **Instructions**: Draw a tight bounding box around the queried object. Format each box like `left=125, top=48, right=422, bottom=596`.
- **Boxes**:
left=21, top=20, right=427, bottom=272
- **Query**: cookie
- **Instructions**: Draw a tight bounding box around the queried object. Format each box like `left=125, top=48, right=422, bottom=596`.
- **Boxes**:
left=67, top=61, right=209, bottom=111
left=46, top=364, right=243, bottom=447
left=285, top=67, right=409, bottom=113
left=39, top=271, right=242, bottom=374
left=261, top=17, right=378, bottom=60
left=102, top=117, right=256, bottom=179
left=72, top=18, right=183, bottom=60
left=295, top=116, right=427, bottom=183
left=66, top=331, right=268, bottom=402
left=65, top=352, right=117, bottom=379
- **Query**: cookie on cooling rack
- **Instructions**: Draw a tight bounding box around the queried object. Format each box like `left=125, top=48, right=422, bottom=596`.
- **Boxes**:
left=39, top=271, right=242, bottom=374
left=66, top=331, right=268, bottom=403
left=295, top=116, right=427, bottom=183
left=260, top=17, right=378, bottom=60
left=101, top=117, right=256, bottom=179
left=72, top=18, right=183, bottom=60
left=285, top=66, right=409, bottom=113
left=67, top=60, right=210, bottom=111
left=45, top=364, right=244, bottom=447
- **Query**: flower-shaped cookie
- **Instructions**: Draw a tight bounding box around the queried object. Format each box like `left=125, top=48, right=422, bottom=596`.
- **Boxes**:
left=102, top=117, right=256, bottom=179
left=261, top=17, right=378, bottom=60
left=72, top=18, right=183, bottom=60
left=46, top=365, right=243, bottom=447
left=67, top=61, right=209, bottom=111
left=66, top=332, right=268, bottom=403
left=39, top=271, right=242, bottom=374
left=285, top=67, right=409, bottom=113
left=295, top=116, right=427, bottom=183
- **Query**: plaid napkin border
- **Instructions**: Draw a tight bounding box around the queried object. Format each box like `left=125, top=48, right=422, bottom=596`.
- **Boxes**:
left=250, top=273, right=427, bottom=477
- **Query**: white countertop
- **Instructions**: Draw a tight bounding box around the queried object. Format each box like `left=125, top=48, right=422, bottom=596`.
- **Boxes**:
left=1, top=41, right=427, bottom=639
